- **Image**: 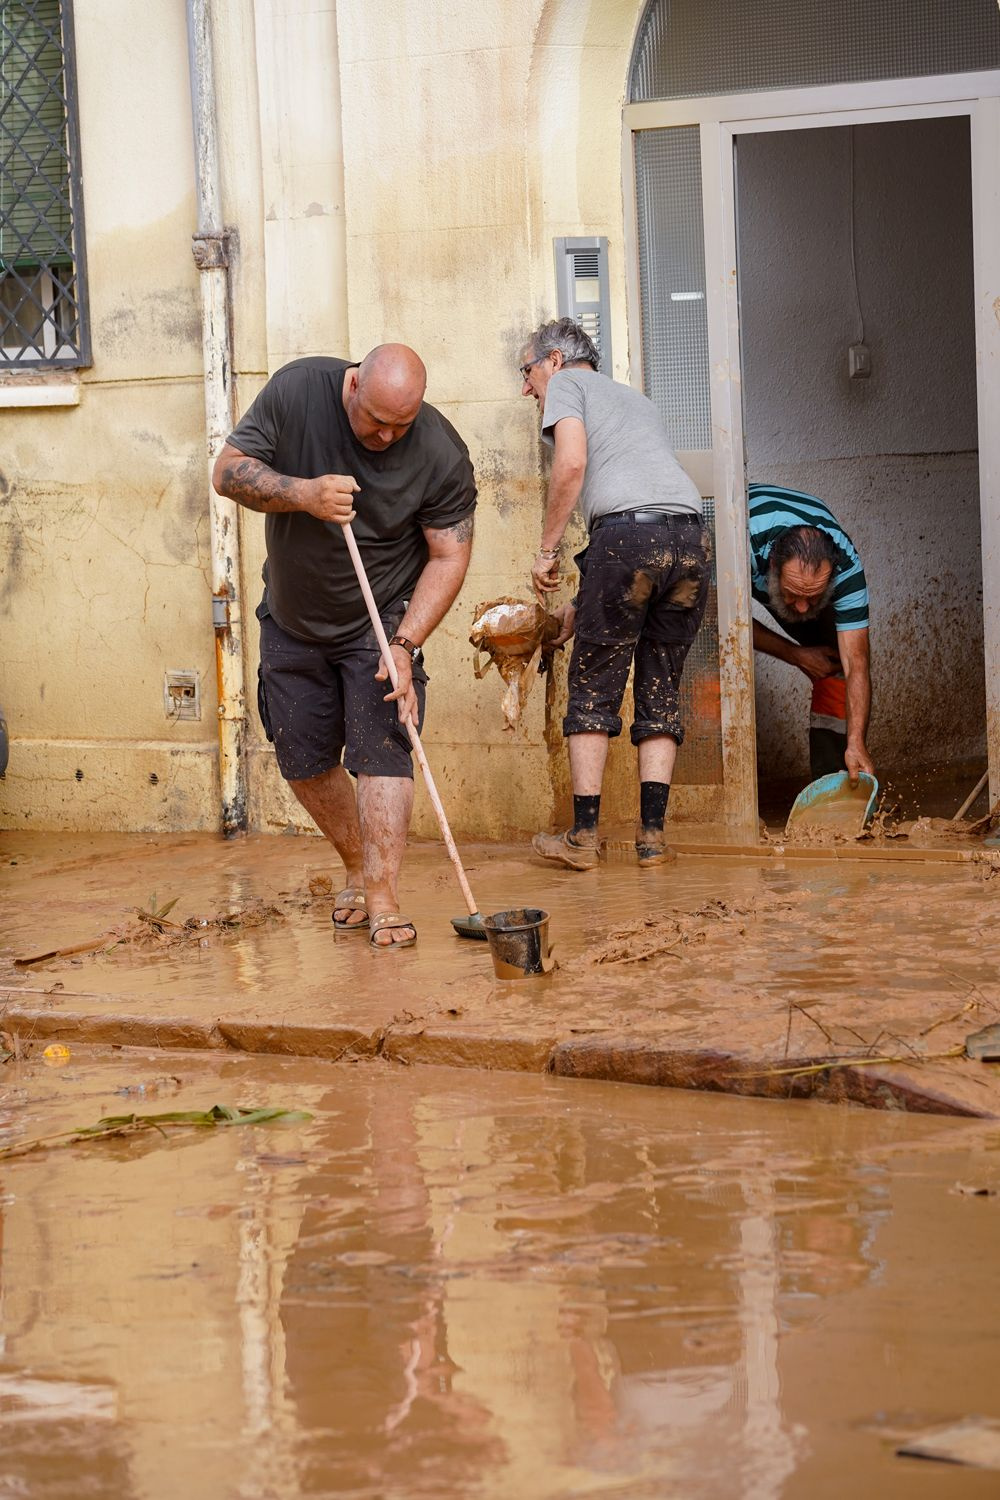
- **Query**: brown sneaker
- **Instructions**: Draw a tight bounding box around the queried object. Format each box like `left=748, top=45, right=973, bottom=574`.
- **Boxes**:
left=635, top=824, right=677, bottom=868
left=531, top=828, right=600, bottom=871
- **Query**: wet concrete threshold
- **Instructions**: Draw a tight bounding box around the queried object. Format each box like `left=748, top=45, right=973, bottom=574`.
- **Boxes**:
left=3, top=832, right=1000, bottom=1117
left=0, top=1048, right=998, bottom=1498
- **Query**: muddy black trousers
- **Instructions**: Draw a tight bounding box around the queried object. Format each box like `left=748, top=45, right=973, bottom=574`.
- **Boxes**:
left=565, top=512, right=710, bottom=745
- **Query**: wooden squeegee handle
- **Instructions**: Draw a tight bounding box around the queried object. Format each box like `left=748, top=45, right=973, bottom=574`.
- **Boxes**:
left=340, top=521, right=479, bottom=919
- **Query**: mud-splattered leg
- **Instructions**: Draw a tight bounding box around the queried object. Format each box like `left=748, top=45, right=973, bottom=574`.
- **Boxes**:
left=637, top=736, right=678, bottom=784
left=357, top=775, right=416, bottom=945
left=568, top=732, right=611, bottom=795
left=288, top=765, right=366, bottom=926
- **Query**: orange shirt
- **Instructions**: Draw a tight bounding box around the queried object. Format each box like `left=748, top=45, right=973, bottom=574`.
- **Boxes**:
left=811, top=675, right=846, bottom=718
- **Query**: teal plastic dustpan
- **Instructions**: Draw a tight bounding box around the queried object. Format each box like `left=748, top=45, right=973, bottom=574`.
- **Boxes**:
left=785, top=771, right=878, bottom=838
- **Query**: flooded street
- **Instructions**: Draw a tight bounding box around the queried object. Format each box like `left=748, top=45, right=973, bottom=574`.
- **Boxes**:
left=1, top=1048, right=998, bottom=1498
left=5, top=831, right=1000, bottom=1118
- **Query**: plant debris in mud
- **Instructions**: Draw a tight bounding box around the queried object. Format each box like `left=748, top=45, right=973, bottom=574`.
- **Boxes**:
left=0, top=1103, right=312, bottom=1162
left=14, top=894, right=285, bottom=968
left=572, top=893, right=806, bottom=967
left=740, top=1044, right=966, bottom=1081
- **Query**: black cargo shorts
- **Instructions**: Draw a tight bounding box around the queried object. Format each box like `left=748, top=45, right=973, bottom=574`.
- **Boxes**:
left=565, top=511, right=710, bottom=745
left=255, top=599, right=428, bottom=782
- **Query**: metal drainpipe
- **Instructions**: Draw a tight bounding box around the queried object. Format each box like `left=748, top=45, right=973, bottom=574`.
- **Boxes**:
left=185, top=0, right=248, bottom=835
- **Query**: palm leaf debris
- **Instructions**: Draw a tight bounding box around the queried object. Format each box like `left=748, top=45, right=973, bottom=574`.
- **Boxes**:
left=14, top=897, right=285, bottom=967
left=0, top=1104, right=312, bottom=1161
left=737, top=1045, right=966, bottom=1080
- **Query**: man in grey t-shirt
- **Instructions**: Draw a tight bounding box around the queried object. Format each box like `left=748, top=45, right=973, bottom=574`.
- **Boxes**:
left=520, top=318, right=709, bottom=870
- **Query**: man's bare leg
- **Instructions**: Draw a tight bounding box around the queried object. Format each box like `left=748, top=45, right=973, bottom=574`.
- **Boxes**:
left=287, top=765, right=367, bottom=927
left=357, top=774, right=415, bottom=946
left=567, top=731, right=610, bottom=795
left=637, top=735, right=677, bottom=784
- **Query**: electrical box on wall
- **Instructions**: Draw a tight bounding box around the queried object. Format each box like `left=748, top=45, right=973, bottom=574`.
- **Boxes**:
left=848, top=343, right=871, bottom=379
left=554, top=237, right=612, bottom=374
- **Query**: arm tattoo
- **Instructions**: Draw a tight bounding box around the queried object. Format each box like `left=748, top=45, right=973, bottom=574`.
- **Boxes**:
left=442, top=514, right=475, bottom=545
left=219, top=456, right=300, bottom=513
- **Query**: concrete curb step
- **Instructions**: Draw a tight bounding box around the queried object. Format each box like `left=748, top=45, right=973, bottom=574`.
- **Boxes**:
left=547, top=1038, right=995, bottom=1118
left=2, top=995, right=995, bottom=1120
left=603, top=839, right=981, bottom=864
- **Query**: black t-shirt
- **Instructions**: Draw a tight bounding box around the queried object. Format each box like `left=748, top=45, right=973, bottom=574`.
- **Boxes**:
left=227, top=356, right=477, bottom=644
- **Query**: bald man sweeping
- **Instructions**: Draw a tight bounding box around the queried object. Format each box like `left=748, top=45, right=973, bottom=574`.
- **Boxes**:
left=214, top=347, right=477, bottom=949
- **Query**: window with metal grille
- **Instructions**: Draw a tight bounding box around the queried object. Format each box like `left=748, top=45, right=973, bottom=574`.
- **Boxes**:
left=630, top=0, right=1000, bottom=102
left=1, top=0, right=89, bottom=366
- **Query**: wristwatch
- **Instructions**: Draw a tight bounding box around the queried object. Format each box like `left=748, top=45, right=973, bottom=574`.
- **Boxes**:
left=389, top=635, right=422, bottom=662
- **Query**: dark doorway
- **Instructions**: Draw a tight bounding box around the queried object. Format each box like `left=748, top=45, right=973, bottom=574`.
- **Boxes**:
left=735, top=115, right=984, bottom=824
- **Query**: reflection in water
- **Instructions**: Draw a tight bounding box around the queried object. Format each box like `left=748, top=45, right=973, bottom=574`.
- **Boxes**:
left=0, top=1055, right=998, bottom=1498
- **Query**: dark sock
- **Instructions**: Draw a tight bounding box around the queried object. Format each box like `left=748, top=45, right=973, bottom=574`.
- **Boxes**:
left=640, top=780, right=670, bottom=831
left=572, top=794, right=601, bottom=834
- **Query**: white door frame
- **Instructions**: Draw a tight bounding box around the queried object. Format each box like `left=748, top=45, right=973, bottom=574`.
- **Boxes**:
left=623, top=69, right=1000, bottom=837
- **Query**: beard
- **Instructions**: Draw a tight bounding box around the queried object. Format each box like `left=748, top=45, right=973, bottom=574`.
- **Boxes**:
left=766, top=568, right=835, bottom=624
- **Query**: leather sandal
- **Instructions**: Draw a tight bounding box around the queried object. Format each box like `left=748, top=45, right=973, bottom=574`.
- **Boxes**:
left=332, top=887, right=369, bottom=932
left=369, top=913, right=417, bottom=949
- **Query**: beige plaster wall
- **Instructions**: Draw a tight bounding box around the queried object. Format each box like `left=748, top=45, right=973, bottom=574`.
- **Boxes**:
left=2, top=2, right=212, bottom=830
left=311, top=0, right=649, bottom=839
left=2, top=0, right=664, bottom=839
left=1, top=0, right=268, bottom=833
left=235, top=0, right=656, bottom=840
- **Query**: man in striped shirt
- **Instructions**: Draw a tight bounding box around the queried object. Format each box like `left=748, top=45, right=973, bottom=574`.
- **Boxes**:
left=749, top=483, right=874, bottom=784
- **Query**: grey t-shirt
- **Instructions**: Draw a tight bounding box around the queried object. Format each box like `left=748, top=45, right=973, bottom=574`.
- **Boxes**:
left=541, top=368, right=702, bottom=530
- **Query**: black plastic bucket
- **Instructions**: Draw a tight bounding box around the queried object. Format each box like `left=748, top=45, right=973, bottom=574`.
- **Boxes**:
left=482, top=907, right=553, bottom=979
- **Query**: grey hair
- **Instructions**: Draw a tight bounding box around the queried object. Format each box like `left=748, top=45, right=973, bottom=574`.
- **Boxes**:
left=522, top=318, right=599, bottom=370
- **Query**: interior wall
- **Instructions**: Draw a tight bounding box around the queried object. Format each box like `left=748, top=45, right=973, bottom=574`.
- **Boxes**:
left=737, top=116, right=983, bottom=791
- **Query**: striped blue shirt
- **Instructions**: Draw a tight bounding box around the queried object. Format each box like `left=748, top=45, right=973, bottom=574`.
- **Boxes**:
left=748, top=483, right=870, bottom=632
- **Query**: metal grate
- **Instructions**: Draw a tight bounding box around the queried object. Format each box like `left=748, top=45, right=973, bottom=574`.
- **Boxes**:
left=634, top=127, right=711, bottom=451
left=1, top=0, right=88, bottom=365
left=631, top=0, right=1000, bottom=102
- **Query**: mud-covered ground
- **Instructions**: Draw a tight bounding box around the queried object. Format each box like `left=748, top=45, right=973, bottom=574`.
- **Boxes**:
left=2, top=829, right=1000, bottom=1117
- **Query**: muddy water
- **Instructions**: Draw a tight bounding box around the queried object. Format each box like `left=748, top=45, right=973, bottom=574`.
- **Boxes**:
left=1, top=1050, right=998, bottom=1498
left=784, top=777, right=873, bottom=840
